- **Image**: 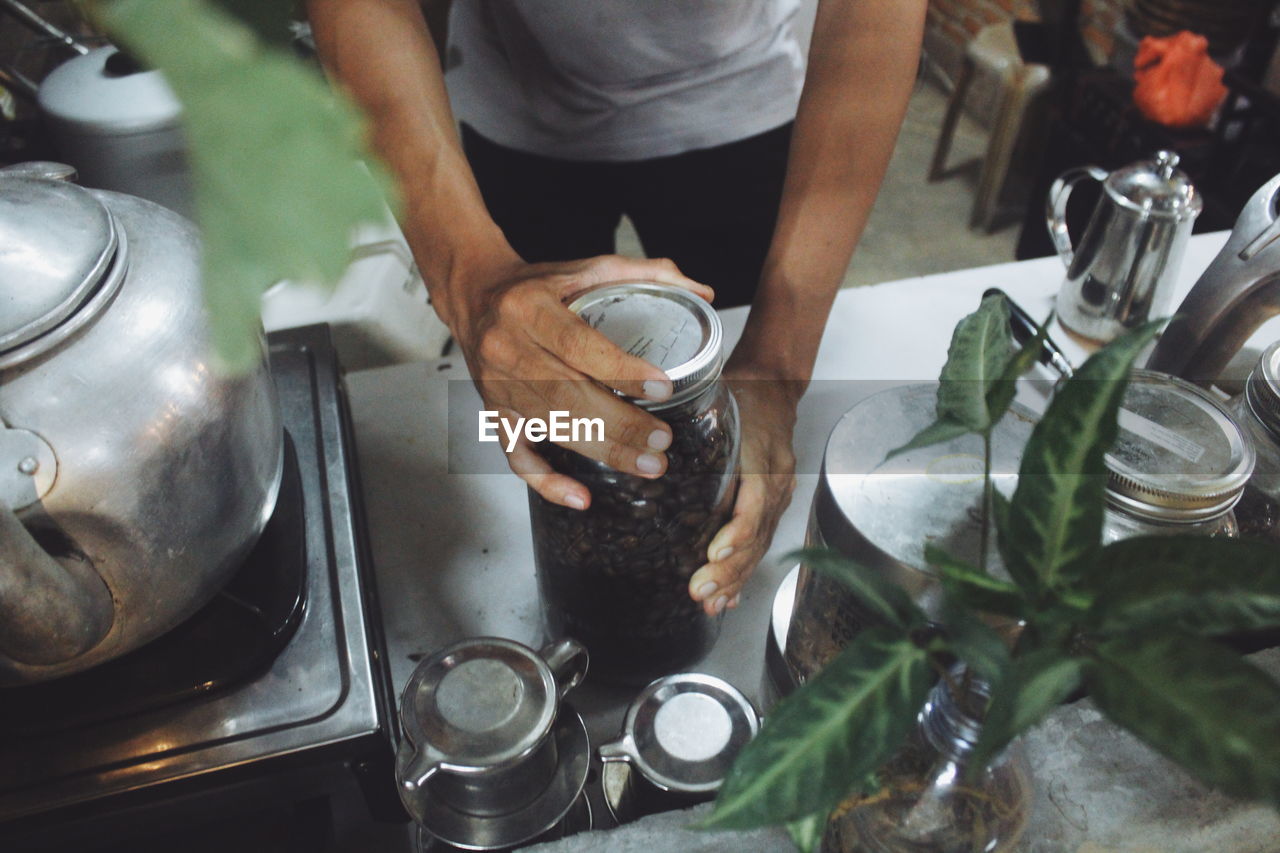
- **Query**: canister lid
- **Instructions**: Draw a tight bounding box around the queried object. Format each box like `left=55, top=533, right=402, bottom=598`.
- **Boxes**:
left=37, top=46, right=183, bottom=135
left=603, top=673, right=758, bottom=794
left=1245, top=341, right=1280, bottom=439
left=0, top=175, right=118, bottom=353
left=1105, top=370, right=1255, bottom=521
left=400, top=637, right=560, bottom=772
left=568, top=283, right=722, bottom=410
left=1104, top=151, right=1202, bottom=221
left=815, top=384, right=1035, bottom=580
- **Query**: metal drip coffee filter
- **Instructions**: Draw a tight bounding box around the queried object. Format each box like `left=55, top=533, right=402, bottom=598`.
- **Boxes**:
left=396, top=637, right=590, bottom=850
left=600, top=673, right=759, bottom=823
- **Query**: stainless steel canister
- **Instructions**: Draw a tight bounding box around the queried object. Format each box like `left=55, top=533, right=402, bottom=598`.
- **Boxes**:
left=782, top=385, right=1035, bottom=687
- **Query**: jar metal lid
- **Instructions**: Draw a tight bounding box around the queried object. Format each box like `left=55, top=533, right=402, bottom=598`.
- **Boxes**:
left=400, top=637, right=559, bottom=773
left=0, top=175, right=119, bottom=353
left=567, top=283, right=722, bottom=410
left=1105, top=370, right=1255, bottom=522
left=598, top=673, right=758, bottom=794
left=1245, top=340, right=1280, bottom=441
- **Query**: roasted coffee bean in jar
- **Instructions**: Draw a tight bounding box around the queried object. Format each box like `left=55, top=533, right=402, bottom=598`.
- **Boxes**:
left=1100, top=370, right=1255, bottom=543
left=529, top=283, right=739, bottom=685
left=1230, top=342, right=1280, bottom=544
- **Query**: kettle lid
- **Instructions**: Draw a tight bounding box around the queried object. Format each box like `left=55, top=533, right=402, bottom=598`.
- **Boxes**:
left=0, top=173, right=119, bottom=354
left=1104, top=150, right=1203, bottom=220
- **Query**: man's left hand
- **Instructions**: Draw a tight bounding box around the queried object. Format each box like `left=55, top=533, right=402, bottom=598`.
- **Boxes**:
left=687, top=368, right=803, bottom=617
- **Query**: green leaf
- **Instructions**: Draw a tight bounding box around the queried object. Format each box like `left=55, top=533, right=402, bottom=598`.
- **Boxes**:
left=1085, top=536, right=1280, bottom=636
left=785, top=811, right=829, bottom=853
left=1005, top=321, right=1163, bottom=591
left=938, top=596, right=1012, bottom=686
left=925, top=544, right=1026, bottom=618
left=702, top=627, right=932, bottom=829
left=95, top=0, right=392, bottom=371
left=936, top=293, right=1012, bottom=432
left=885, top=415, right=973, bottom=460
left=983, top=309, right=1052, bottom=433
left=1087, top=630, right=1280, bottom=804
left=970, top=648, right=1082, bottom=775
left=788, top=548, right=925, bottom=631
left=989, top=488, right=1024, bottom=583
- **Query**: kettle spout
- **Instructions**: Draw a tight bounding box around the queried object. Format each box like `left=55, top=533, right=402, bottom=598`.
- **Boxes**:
left=0, top=504, right=113, bottom=665
left=1146, top=173, right=1280, bottom=383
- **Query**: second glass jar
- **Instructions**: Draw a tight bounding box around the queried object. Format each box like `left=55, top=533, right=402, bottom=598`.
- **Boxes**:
left=529, top=283, right=740, bottom=685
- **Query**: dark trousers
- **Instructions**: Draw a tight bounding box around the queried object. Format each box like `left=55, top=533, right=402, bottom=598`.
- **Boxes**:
left=461, top=123, right=793, bottom=308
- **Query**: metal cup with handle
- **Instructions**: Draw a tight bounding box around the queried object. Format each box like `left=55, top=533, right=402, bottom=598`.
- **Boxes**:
left=1045, top=150, right=1202, bottom=343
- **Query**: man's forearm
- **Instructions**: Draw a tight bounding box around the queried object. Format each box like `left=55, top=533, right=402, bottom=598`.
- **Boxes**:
left=305, top=0, right=518, bottom=330
left=735, top=0, right=928, bottom=384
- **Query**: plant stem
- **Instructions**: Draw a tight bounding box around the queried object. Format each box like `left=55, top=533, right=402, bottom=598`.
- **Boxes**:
left=980, top=430, right=993, bottom=574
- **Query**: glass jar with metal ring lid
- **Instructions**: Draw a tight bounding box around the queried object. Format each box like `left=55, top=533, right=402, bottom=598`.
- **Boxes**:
left=1229, top=341, right=1280, bottom=543
left=528, top=283, right=740, bottom=686
left=1101, top=370, right=1255, bottom=543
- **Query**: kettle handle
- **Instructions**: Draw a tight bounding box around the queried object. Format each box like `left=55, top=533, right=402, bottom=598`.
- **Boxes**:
left=1046, top=165, right=1109, bottom=269
left=539, top=637, right=589, bottom=699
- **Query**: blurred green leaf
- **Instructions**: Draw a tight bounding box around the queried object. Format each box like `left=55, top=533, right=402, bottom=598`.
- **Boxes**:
left=982, top=308, right=1050, bottom=432
left=1087, top=630, right=1280, bottom=804
left=1085, top=536, right=1280, bottom=636
left=936, top=293, right=1012, bottom=432
left=938, top=596, right=1012, bottom=686
left=702, top=626, right=931, bottom=829
left=926, top=544, right=1026, bottom=618
left=94, top=0, right=391, bottom=371
left=785, top=811, right=828, bottom=853
left=970, top=648, right=1082, bottom=775
left=788, top=548, right=924, bottom=631
left=885, top=414, right=973, bottom=460
left=1005, top=321, right=1162, bottom=591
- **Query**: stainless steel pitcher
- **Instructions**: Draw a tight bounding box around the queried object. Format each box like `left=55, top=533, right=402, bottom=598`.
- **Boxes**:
left=1046, top=151, right=1202, bottom=342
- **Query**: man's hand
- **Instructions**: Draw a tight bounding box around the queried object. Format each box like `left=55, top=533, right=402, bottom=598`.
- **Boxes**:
left=450, top=253, right=714, bottom=510
left=688, top=367, right=803, bottom=617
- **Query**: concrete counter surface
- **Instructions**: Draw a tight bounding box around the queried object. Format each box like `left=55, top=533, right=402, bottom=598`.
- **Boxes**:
left=345, top=231, right=1280, bottom=851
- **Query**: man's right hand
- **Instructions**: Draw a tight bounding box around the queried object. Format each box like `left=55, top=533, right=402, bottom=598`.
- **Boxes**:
left=448, top=253, right=714, bottom=511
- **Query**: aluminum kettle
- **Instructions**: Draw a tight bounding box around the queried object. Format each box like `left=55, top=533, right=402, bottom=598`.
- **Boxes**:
left=1046, top=151, right=1202, bottom=342
left=0, top=164, right=283, bottom=685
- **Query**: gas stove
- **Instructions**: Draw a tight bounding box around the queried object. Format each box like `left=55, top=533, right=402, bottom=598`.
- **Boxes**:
left=0, top=325, right=402, bottom=849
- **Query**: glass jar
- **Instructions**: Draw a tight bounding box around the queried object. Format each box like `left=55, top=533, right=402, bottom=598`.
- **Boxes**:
left=529, top=283, right=739, bottom=685
left=783, top=385, right=1034, bottom=686
left=1101, top=370, right=1255, bottom=543
left=828, top=671, right=1032, bottom=853
left=1229, top=341, right=1280, bottom=544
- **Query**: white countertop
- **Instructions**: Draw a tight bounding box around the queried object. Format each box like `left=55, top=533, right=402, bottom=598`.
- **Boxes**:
left=344, top=231, right=1280, bottom=851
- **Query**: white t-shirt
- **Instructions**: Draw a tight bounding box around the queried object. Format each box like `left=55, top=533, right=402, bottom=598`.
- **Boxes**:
left=444, top=0, right=805, bottom=162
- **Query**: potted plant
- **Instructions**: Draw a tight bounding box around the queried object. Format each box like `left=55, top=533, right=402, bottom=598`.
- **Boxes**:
left=702, top=294, right=1280, bottom=851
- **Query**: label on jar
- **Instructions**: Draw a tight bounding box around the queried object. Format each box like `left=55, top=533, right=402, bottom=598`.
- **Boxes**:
left=1117, top=408, right=1206, bottom=464
left=580, top=295, right=703, bottom=371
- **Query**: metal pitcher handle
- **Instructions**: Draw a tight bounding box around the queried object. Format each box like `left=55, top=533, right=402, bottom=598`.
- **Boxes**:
left=539, top=637, right=588, bottom=699
left=1046, top=165, right=1108, bottom=269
